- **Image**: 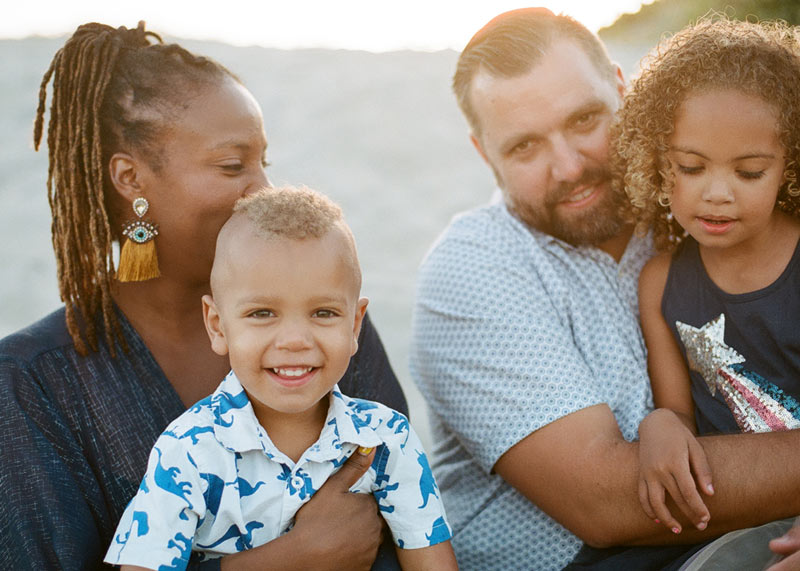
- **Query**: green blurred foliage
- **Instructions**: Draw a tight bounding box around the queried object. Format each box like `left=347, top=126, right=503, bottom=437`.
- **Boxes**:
left=599, top=0, right=800, bottom=45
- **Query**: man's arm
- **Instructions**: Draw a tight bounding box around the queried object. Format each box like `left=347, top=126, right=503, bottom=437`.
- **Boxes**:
left=494, top=404, right=800, bottom=548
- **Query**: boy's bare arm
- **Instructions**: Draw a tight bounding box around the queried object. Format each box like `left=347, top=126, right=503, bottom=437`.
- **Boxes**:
left=493, top=403, right=800, bottom=548
left=395, top=541, right=458, bottom=571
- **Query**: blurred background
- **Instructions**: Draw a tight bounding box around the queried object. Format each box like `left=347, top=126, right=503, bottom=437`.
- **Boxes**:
left=2, top=0, right=798, bottom=449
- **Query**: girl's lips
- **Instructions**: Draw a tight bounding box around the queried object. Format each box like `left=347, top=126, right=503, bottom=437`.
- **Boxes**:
left=697, top=216, right=735, bottom=235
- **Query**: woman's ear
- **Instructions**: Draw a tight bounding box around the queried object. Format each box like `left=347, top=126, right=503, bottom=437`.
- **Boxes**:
left=108, top=152, right=143, bottom=203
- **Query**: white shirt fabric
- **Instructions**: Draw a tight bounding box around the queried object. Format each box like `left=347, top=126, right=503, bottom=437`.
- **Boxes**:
left=410, top=201, right=653, bottom=570
left=105, top=371, right=451, bottom=569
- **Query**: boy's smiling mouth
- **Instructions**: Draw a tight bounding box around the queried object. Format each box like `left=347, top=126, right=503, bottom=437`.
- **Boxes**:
left=270, top=366, right=315, bottom=377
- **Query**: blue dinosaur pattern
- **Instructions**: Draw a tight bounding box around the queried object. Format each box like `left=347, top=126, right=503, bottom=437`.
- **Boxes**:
left=196, top=521, right=264, bottom=551
left=416, top=450, right=439, bottom=509
left=425, top=517, right=451, bottom=546
left=157, top=532, right=193, bottom=571
left=153, top=448, right=193, bottom=509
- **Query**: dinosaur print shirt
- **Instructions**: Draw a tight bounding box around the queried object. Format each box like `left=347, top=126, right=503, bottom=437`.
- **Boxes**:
left=104, top=371, right=450, bottom=570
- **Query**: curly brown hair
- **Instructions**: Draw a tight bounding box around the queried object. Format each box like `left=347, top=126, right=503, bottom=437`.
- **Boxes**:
left=612, top=15, right=800, bottom=252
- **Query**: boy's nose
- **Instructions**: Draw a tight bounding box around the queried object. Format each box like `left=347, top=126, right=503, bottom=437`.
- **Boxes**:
left=274, top=321, right=313, bottom=351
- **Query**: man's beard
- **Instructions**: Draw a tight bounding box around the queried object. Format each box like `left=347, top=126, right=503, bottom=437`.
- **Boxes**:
left=508, top=168, right=627, bottom=246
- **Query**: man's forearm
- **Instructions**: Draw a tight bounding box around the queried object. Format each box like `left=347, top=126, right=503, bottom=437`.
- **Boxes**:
left=495, top=404, right=800, bottom=548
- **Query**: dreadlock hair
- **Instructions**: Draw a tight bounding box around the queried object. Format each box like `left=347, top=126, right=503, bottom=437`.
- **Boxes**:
left=34, top=21, right=237, bottom=355
left=613, top=15, right=800, bottom=252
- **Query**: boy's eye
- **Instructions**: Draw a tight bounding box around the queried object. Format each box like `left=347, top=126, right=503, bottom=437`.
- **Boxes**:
left=313, top=309, right=338, bottom=318
left=249, top=309, right=275, bottom=318
left=737, top=170, right=765, bottom=180
left=677, top=164, right=703, bottom=175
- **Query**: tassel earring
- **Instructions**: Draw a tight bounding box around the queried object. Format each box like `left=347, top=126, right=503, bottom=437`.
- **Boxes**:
left=117, top=197, right=160, bottom=282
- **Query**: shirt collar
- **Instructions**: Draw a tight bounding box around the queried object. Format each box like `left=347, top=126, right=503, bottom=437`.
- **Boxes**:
left=497, top=201, right=652, bottom=266
left=210, top=371, right=383, bottom=462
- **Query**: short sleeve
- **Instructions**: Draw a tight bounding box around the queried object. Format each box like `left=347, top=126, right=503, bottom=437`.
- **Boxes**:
left=105, top=434, right=206, bottom=570
left=372, top=423, right=452, bottom=549
left=410, top=210, right=607, bottom=472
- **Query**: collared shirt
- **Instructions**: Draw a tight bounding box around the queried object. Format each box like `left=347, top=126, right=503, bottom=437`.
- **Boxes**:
left=0, top=307, right=405, bottom=571
left=410, top=201, right=653, bottom=571
left=105, top=372, right=451, bottom=570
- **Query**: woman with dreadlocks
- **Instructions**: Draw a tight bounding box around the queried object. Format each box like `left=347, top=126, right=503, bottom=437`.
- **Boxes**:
left=0, top=22, right=406, bottom=570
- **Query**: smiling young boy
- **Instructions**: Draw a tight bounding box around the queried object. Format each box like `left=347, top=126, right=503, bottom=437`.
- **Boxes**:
left=104, top=186, right=455, bottom=570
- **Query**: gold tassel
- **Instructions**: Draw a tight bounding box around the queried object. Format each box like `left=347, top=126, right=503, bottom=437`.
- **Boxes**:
left=117, top=238, right=160, bottom=282
left=117, top=196, right=160, bottom=282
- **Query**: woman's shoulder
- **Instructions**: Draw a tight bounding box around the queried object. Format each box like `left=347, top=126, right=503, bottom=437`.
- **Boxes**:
left=0, top=307, right=73, bottom=365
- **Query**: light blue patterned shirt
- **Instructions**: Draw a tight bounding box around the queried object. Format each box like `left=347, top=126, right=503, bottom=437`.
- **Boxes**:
left=105, top=371, right=451, bottom=570
left=410, top=201, right=653, bottom=571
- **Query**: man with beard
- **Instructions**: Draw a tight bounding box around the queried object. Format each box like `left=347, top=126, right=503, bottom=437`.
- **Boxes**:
left=410, top=8, right=800, bottom=571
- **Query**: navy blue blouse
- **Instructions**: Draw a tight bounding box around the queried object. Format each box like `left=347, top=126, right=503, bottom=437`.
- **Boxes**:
left=0, top=307, right=407, bottom=570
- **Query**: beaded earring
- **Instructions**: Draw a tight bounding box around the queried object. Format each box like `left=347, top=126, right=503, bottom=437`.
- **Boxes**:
left=117, top=197, right=160, bottom=282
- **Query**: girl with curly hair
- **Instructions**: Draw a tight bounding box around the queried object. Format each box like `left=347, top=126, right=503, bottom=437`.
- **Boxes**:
left=612, top=16, right=800, bottom=540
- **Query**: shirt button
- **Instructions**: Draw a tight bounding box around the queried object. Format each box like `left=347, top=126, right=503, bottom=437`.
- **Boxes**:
left=290, top=475, right=305, bottom=489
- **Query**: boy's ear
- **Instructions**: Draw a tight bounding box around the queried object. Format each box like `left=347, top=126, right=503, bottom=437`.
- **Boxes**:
left=202, top=294, right=229, bottom=356
left=350, top=297, right=369, bottom=356
left=108, top=152, right=144, bottom=203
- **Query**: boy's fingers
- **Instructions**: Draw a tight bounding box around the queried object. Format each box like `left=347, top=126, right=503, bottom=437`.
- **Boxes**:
left=326, top=447, right=376, bottom=491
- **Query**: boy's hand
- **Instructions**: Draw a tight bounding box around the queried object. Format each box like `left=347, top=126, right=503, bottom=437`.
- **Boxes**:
left=767, top=519, right=800, bottom=571
left=292, top=446, right=381, bottom=570
left=637, top=409, right=714, bottom=534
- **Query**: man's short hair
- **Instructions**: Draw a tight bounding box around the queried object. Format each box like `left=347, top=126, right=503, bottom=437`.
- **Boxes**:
left=453, top=7, right=616, bottom=136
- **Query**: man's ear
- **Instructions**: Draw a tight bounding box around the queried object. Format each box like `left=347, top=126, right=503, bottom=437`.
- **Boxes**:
left=108, top=152, right=144, bottom=203
left=350, top=297, right=369, bottom=356
left=202, top=294, right=229, bottom=356
left=470, top=133, right=490, bottom=165
left=613, top=63, right=625, bottom=99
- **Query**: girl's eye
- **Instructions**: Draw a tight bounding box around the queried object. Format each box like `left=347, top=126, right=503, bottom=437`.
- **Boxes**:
left=738, top=170, right=765, bottom=180
left=677, top=164, right=703, bottom=175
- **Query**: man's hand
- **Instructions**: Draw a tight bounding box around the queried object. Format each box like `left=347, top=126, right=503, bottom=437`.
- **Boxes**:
left=766, top=519, right=800, bottom=571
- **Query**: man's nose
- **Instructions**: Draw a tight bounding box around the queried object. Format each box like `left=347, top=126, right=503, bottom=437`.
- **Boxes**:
left=549, top=134, right=584, bottom=183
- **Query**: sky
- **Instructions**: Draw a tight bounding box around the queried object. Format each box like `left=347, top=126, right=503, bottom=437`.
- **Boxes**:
left=1, top=0, right=652, bottom=52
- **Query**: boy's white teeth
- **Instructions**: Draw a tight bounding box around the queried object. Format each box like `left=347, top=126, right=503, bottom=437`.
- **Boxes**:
left=273, top=367, right=313, bottom=377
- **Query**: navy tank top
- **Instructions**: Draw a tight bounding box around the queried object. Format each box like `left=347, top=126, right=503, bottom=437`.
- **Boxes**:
left=661, top=237, right=800, bottom=435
